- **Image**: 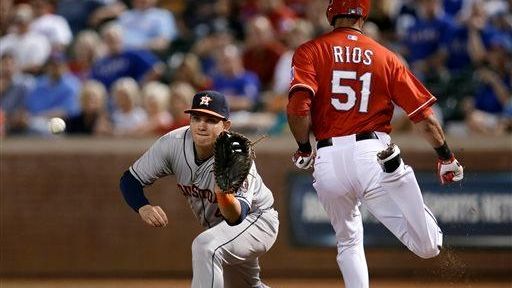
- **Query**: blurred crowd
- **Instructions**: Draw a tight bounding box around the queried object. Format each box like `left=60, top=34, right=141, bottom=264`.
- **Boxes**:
left=0, top=0, right=511, bottom=138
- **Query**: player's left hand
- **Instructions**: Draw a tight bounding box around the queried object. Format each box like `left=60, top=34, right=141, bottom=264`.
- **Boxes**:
left=138, top=205, right=168, bottom=227
left=292, top=150, right=315, bottom=169
left=437, top=155, right=463, bottom=185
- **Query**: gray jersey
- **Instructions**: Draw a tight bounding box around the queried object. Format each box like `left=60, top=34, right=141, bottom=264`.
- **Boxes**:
left=130, top=126, right=275, bottom=228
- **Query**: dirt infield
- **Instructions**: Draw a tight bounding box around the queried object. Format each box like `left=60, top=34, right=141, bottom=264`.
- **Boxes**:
left=1, top=278, right=509, bottom=288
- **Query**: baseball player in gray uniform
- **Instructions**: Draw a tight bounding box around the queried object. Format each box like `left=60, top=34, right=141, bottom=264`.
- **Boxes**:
left=120, top=90, right=279, bottom=288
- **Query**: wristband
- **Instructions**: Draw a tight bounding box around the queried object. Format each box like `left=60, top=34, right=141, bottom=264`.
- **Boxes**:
left=297, top=141, right=312, bottom=153
left=434, top=141, right=452, bottom=160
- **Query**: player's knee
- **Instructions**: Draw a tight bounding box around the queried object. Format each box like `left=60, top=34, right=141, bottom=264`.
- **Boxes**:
left=191, top=234, right=220, bottom=260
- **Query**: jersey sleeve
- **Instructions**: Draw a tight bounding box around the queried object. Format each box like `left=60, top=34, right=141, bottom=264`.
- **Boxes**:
left=130, top=133, right=174, bottom=186
left=233, top=162, right=258, bottom=210
left=390, top=58, right=437, bottom=120
left=289, top=43, right=318, bottom=95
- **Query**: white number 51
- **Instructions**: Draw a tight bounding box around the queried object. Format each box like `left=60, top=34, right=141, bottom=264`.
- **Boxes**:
left=331, top=71, right=372, bottom=113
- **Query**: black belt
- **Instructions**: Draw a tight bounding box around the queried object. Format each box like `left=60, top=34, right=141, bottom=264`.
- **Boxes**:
left=317, top=132, right=378, bottom=149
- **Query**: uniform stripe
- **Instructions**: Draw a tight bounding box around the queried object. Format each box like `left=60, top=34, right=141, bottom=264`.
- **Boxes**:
left=407, top=97, right=435, bottom=117
left=129, top=166, right=150, bottom=186
left=183, top=128, right=194, bottom=178
left=424, top=206, right=438, bottom=225
left=183, top=128, right=211, bottom=227
left=210, top=212, right=263, bottom=287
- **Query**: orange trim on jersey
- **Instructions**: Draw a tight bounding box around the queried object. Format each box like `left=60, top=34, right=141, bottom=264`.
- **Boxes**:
left=289, top=83, right=315, bottom=96
left=410, top=107, right=434, bottom=123
left=407, top=97, right=436, bottom=118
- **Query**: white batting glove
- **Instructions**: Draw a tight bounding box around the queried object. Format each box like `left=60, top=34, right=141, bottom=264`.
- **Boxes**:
left=292, top=150, right=315, bottom=169
left=437, top=155, right=464, bottom=185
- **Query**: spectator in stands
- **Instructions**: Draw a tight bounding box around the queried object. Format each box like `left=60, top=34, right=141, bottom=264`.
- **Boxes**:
left=272, top=19, right=314, bottom=100
left=91, top=22, right=164, bottom=90
left=65, top=80, right=111, bottom=135
left=191, top=25, right=235, bottom=77
left=443, top=0, right=466, bottom=18
left=133, top=81, right=172, bottom=136
left=117, top=0, right=178, bottom=54
left=30, top=0, right=72, bottom=51
left=164, top=81, right=194, bottom=132
left=303, top=0, right=331, bottom=36
left=171, top=53, right=213, bottom=91
left=183, top=0, right=244, bottom=42
left=257, top=0, right=297, bottom=36
left=466, top=37, right=512, bottom=135
left=0, top=0, right=13, bottom=36
left=111, top=77, right=147, bottom=136
left=400, top=0, right=454, bottom=81
left=367, top=0, right=399, bottom=47
left=0, top=4, right=51, bottom=75
left=212, top=44, right=260, bottom=113
left=68, top=30, right=105, bottom=81
left=267, top=19, right=314, bottom=134
left=25, top=52, right=81, bottom=135
left=0, top=53, right=32, bottom=135
left=242, top=15, right=285, bottom=90
left=57, top=0, right=125, bottom=35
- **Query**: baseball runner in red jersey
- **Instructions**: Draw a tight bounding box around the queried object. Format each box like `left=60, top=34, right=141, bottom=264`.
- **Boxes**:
left=287, top=1, right=464, bottom=287
left=120, top=91, right=278, bottom=288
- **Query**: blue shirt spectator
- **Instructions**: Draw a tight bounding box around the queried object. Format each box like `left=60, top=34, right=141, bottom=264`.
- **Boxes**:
left=474, top=80, right=509, bottom=114
left=91, top=49, right=159, bottom=89
left=211, top=44, right=261, bottom=112
left=91, top=22, right=163, bottom=91
left=440, top=23, right=495, bottom=71
left=212, top=72, right=260, bottom=104
left=25, top=73, right=81, bottom=117
left=443, top=0, right=464, bottom=17
left=403, top=14, right=454, bottom=63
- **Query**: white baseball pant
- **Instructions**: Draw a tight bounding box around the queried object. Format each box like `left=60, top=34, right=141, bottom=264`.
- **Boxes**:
left=191, top=209, right=278, bottom=288
left=312, top=132, right=442, bottom=288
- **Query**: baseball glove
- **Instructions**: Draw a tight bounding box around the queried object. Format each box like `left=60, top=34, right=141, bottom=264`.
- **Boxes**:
left=214, top=131, right=255, bottom=193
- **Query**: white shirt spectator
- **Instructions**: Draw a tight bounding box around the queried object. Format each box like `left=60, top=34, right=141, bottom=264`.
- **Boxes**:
left=118, top=7, right=177, bottom=49
left=31, top=13, right=73, bottom=47
left=0, top=32, right=51, bottom=71
left=272, top=50, right=293, bottom=94
left=112, top=106, right=148, bottom=134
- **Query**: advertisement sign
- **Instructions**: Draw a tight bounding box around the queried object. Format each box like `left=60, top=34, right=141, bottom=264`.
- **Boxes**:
left=288, top=172, right=512, bottom=248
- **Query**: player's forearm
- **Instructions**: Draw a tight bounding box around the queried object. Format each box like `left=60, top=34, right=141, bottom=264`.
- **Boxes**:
left=287, top=114, right=311, bottom=145
left=414, top=114, right=454, bottom=160
left=414, top=114, right=445, bottom=147
left=287, top=89, right=313, bottom=146
left=215, top=192, right=242, bottom=224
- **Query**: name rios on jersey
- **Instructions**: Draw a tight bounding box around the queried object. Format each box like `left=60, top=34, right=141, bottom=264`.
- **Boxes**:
left=333, top=46, right=374, bottom=65
left=177, top=184, right=216, bottom=203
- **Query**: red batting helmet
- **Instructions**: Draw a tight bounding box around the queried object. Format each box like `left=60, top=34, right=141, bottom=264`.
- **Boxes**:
left=326, top=0, right=371, bottom=26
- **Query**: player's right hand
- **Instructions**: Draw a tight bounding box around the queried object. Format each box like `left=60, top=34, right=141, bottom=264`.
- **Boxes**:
left=437, top=155, right=463, bottom=185
left=138, top=205, right=168, bottom=227
left=292, top=150, right=315, bottom=169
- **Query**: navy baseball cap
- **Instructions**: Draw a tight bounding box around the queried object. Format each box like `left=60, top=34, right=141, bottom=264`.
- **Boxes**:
left=184, top=90, right=230, bottom=120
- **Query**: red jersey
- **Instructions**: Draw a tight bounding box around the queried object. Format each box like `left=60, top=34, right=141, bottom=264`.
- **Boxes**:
left=289, top=27, right=436, bottom=140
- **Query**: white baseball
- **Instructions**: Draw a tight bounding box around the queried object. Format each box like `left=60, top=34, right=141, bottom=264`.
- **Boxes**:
left=48, top=117, right=66, bottom=134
